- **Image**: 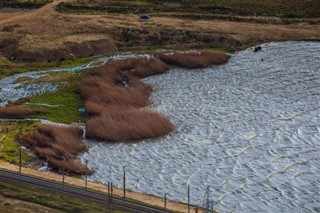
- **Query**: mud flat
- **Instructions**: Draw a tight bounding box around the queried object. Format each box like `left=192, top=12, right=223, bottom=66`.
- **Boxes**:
left=81, top=41, right=320, bottom=212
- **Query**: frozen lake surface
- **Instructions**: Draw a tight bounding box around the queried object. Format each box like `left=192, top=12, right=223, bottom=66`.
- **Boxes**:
left=82, top=42, right=320, bottom=212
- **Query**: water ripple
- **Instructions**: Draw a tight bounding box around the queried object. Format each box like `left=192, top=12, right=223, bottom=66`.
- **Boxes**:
left=80, top=41, right=320, bottom=212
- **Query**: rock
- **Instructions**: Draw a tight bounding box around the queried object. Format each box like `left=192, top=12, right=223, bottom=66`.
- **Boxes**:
left=253, top=45, right=262, bottom=52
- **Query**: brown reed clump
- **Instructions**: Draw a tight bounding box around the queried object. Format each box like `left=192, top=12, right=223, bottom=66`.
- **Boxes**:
left=86, top=107, right=174, bottom=141
left=78, top=56, right=174, bottom=142
left=78, top=76, right=152, bottom=107
left=47, top=158, right=90, bottom=175
left=22, top=124, right=93, bottom=175
left=0, top=106, right=46, bottom=118
left=158, top=50, right=230, bottom=68
left=109, top=57, right=169, bottom=77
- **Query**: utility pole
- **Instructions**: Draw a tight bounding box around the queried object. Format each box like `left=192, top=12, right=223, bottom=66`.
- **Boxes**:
left=85, top=160, right=88, bottom=189
left=123, top=166, right=126, bottom=198
left=110, top=182, right=113, bottom=209
left=62, top=168, right=65, bottom=190
left=19, top=147, right=22, bottom=173
left=164, top=193, right=167, bottom=212
left=188, top=185, right=190, bottom=213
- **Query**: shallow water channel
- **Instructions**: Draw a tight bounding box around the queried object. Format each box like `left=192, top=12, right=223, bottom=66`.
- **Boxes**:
left=1, top=41, right=319, bottom=212
left=82, top=42, right=320, bottom=212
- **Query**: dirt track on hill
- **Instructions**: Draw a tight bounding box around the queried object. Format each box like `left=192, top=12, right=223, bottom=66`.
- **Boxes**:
left=0, top=0, right=320, bottom=62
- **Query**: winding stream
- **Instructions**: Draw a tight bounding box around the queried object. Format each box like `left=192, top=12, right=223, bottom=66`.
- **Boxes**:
left=1, top=41, right=319, bottom=212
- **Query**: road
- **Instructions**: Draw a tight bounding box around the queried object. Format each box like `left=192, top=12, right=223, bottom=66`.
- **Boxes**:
left=0, top=168, right=173, bottom=213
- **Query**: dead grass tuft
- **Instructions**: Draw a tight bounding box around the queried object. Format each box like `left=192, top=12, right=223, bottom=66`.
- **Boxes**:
left=86, top=107, right=174, bottom=141
left=22, top=125, right=93, bottom=175
left=78, top=56, right=174, bottom=142
left=109, top=57, right=169, bottom=77
left=158, top=50, right=230, bottom=68
left=0, top=106, right=46, bottom=118
left=78, top=76, right=152, bottom=107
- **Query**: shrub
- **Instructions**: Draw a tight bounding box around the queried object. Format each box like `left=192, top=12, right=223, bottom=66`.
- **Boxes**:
left=78, top=56, right=177, bottom=142
left=78, top=76, right=152, bottom=107
left=158, top=50, right=230, bottom=68
left=86, top=107, right=174, bottom=141
left=0, top=106, right=46, bottom=118
left=22, top=125, right=92, bottom=175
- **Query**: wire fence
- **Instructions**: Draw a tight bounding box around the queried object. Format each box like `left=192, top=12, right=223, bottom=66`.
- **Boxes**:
left=5, top=159, right=218, bottom=213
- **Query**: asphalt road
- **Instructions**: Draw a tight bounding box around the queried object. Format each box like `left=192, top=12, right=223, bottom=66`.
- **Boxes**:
left=0, top=168, right=173, bottom=213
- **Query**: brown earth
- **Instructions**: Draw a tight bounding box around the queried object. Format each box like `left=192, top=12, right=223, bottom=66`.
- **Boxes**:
left=0, top=0, right=319, bottom=62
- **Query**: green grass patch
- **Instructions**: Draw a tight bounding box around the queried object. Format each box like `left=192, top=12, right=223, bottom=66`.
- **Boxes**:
left=0, top=180, right=126, bottom=213
left=0, top=120, right=40, bottom=164
left=0, top=55, right=100, bottom=80
left=25, top=71, right=85, bottom=124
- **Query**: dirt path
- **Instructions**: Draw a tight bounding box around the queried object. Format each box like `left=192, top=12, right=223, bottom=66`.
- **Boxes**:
left=0, top=162, right=201, bottom=213
left=0, top=0, right=68, bottom=26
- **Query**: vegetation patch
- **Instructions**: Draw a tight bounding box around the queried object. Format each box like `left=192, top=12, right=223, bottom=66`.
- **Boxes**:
left=0, top=105, right=46, bottom=119
left=14, top=71, right=72, bottom=84
left=158, top=50, right=230, bottom=68
left=0, top=55, right=100, bottom=80
left=0, top=0, right=52, bottom=9
left=58, top=0, right=320, bottom=18
left=25, top=71, right=85, bottom=124
left=0, top=120, right=40, bottom=164
left=21, top=124, right=93, bottom=175
left=0, top=180, right=125, bottom=213
left=79, top=57, right=174, bottom=142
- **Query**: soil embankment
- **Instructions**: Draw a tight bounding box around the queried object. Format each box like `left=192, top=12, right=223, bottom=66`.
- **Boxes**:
left=0, top=0, right=319, bottom=63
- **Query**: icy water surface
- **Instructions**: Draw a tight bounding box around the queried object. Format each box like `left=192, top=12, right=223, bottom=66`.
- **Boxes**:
left=82, top=42, right=320, bottom=212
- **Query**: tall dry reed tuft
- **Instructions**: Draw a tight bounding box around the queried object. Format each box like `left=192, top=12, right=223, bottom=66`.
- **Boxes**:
left=109, top=57, right=169, bottom=77
left=23, top=125, right=92, bottom=175
left=78, top=56, right=174, bottom=142
left=47, top=158, right=92, bottom=175
left=158, top=50, right=230, bottom=68
left=78, top=76, right=152, bottom=107
left=0, top=106, right=46, bottom=118
left=86, top=107, right=174, bottom=141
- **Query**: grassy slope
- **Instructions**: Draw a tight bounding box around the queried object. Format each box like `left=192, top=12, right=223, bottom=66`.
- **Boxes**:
left=0, top=180, right=126, bottom=213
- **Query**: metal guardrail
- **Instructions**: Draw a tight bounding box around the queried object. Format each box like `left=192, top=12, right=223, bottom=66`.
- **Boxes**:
left=0, top=168, right=173, bottom=213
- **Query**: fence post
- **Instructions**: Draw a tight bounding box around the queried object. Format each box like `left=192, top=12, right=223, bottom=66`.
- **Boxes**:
left=19, top=147, right=22, bottom=173
left=107, top=182, right=110, bottom=206
left=188, top=184, right=190, bottom=213
left=110, top=182, right=113, bottom=209
left=85, top=160, right=88, bottom=189
left=62, top=169, right=65, bottom=190
left=164, top=193, right=167, bottom=212
left=123, top=166, right=126, bottom=198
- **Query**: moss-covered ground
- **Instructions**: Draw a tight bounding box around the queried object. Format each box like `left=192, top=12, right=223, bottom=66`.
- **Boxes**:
left=24, top=70, right=86, bottom=124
